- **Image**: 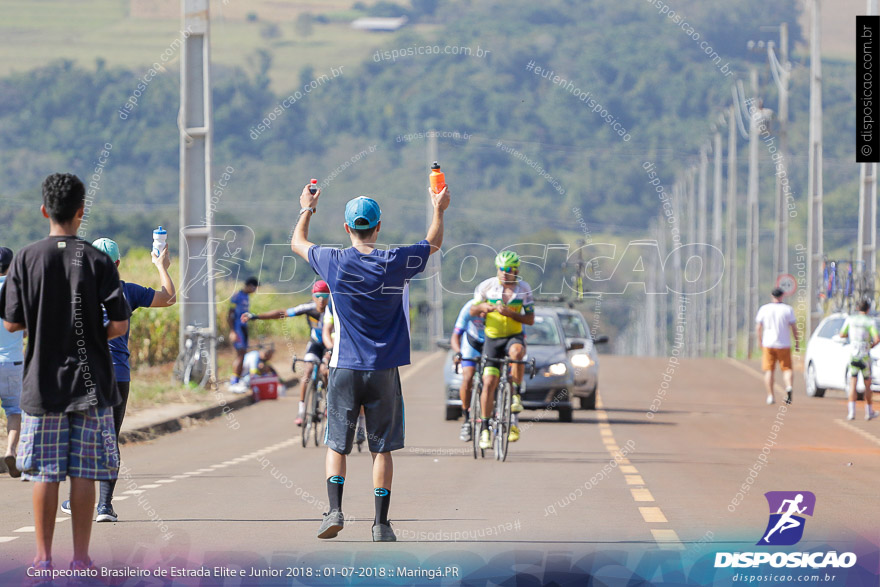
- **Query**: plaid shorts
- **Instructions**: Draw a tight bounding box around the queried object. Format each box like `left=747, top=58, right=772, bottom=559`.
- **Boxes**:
left=17, top=406, right=120, bottom=483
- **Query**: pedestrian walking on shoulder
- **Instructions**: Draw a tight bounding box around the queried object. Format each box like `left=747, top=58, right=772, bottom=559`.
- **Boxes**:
left=755, top=288, right=799, bottom=405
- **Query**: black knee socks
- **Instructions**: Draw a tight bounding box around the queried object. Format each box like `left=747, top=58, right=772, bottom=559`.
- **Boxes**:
left=374, top=488, right=391, bottom=525
left=327, top=475, right=344, bottom=512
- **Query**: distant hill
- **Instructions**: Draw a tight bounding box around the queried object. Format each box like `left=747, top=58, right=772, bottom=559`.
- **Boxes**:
left=0, top=0, right=863, bottom=340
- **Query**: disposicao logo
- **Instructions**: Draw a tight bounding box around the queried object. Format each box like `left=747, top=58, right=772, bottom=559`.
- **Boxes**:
left=758, top=491, right=815, bottom=546
left=714, top=491, right=857, bottom=569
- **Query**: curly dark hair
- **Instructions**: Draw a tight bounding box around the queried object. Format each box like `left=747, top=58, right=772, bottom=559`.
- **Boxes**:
left=42, top=173, right=85, bottom=223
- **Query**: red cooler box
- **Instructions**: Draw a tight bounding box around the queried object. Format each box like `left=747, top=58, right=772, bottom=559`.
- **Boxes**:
left=249, top=375, right=280, bottom=401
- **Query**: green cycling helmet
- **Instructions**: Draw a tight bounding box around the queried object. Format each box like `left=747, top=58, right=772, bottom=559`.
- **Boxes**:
left=494, top=251, right=520, bottom=270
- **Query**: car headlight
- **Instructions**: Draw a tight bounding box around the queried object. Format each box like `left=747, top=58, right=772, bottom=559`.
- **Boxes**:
left=571, top=354, right=593, bottom=368
left=546, top=362, right=567, bottom=376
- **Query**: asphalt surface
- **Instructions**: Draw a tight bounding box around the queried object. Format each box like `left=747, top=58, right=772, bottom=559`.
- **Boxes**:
left=0, top=352, right=878, bottom=578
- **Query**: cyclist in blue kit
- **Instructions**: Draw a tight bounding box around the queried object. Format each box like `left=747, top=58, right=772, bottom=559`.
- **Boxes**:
left=242, top=280, right=331, bottom=424
left=228, top=277, right=259, bottom=391
left=450, top=299, right=485, bottom=442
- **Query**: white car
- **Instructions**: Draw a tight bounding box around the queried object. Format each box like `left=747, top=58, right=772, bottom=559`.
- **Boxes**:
left=804, top=313, right=880, bottom=398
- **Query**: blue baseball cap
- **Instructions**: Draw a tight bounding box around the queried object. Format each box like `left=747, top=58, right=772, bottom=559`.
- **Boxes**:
left=344, top=196, right=381, bottom=229
left=92, top=238, right=120, bottom=262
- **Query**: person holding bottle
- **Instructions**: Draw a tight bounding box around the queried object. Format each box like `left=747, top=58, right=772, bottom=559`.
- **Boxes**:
left=290, top=178, right=449, bottom=542
left=58, top=237, right=176, bottom=523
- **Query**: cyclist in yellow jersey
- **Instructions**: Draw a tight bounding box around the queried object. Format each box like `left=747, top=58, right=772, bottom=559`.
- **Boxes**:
left=471, top=251, right=535, bottom=449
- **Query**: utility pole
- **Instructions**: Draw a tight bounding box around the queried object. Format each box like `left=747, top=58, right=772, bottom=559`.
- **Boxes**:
left=179, top=0, right=216, bottom=384
left=726, top=103, right=740, bottom=357
left=760, top=24, right=791, bottom=278
left=712, top=127, right=723, bottom=356
left=807, top=0, right=824, bottom=338
left=426, top=131, right=444, bottom=348
left=697, top=144, right=709, bottom=356
left=657, top=212, right=669, bottom=357
left=774, top=24, right=790, bottom=277
left=686, top=167, right=698, bottom=356
left=645, top=219, right=658, bottom=357
left=745, top=67, right=761, bottom=359
left=858, top=0, right=878, bottom=280
left=672, top=180, right=685, bottom=357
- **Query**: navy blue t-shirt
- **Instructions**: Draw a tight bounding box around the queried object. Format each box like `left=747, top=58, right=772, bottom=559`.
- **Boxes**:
left=107, top=281, right=155, bottom=382
left=308, top=241, right=431, bottom=370
left=230, top=290, right=250, bottom=335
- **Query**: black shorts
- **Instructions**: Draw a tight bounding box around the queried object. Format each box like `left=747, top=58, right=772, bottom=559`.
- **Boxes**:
left=303, top=340, right=327, bottom=364
left=482, top=332, right=526, bottom=361
left=482, top=333, right=526, bottom=375
left=325, top=367, right=404, bottom=455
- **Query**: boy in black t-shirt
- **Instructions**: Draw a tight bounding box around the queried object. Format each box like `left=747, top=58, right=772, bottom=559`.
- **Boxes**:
left=0, top=173, right=130, bottom=576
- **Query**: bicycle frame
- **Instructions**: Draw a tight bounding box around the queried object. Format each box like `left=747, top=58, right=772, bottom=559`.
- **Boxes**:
left=294, top=356, right=328, bottom=448
left=473, top=355, right=537, bottom=462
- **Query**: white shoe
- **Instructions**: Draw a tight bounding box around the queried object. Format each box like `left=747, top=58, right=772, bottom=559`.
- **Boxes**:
left=866, top=410, right=879, bottom=421
left=847, top=413, right=855, bottom=421
left=766, top=395, right=775, bottom=405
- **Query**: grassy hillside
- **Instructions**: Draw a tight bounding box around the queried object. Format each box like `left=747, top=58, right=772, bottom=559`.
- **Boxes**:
left=0, top=0, right=438, bottom=92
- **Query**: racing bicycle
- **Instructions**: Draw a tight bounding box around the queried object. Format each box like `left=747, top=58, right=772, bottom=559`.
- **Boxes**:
left=293, top=355, right=328, bottom=448
left=471, top=355, right=536, bottom=462
left=174, top=325, right=222, bottom=388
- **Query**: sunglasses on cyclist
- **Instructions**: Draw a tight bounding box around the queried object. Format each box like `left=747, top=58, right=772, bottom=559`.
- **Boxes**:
left=313, top=293, right=330, bottom=299
left=498, top=267, right=518, bottom=274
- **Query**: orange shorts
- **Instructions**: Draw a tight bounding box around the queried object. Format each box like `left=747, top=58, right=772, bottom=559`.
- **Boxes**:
left=762, top=347, right=792, bottom=372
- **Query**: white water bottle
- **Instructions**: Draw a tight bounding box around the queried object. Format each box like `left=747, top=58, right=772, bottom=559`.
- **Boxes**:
left=152, top=226, right=167, bottom=257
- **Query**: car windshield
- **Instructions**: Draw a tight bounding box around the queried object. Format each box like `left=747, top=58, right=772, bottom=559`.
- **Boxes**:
left=524, top=316, right=561, bottom=346
left=558, top=313, right=589, bottom=339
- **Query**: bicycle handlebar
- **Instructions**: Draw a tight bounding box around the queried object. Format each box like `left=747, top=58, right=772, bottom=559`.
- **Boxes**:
left=477, top=356, right=538, bottom=379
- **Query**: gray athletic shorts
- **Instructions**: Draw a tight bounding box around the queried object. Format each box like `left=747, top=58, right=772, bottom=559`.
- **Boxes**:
left=325, top=367, right=404, bottom=455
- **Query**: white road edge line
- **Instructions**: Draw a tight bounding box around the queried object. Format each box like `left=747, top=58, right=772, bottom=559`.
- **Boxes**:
left=725, top=358, right=787, bottom=393
left=835, top=419, right=880, bottom=447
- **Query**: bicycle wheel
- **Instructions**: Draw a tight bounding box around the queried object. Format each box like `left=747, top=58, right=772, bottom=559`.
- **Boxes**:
left=302, top=378, right=316, bottom=448
left=173, top=348, right=190, bottom=383
left=471, top=377, right=483, bottom=459
left=313, top=383, right=326, bottom=447
left=495, top=381, right=511, bottom=462
left=183, top=347, right=207, bottom=388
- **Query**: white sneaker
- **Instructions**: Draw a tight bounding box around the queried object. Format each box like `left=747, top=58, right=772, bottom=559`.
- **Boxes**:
left=847, top=413, right=855, bottom=421
left=866, top=410, right=879, bottom=421
left=766, top=395, right=775, bottom=405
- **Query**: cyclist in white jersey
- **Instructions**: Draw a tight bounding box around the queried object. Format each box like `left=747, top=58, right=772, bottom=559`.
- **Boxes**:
left=838, top=299, right=880, bottom=420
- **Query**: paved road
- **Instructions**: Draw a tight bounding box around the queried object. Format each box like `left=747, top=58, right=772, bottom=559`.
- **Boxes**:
left=0, top=353, right=878, bottom=580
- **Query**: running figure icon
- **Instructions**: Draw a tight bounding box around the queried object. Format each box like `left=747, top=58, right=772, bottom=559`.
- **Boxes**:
left=757, top=491, right=816, bottom=546
left=762, top=494, right=806, bottom=544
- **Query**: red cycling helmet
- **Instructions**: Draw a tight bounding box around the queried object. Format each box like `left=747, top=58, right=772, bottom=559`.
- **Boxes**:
left=312, top=280, right=330, bottom=294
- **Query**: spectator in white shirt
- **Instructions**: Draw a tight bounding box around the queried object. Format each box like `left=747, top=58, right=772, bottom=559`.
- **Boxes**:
left=755, top=288, right=799, bottom=405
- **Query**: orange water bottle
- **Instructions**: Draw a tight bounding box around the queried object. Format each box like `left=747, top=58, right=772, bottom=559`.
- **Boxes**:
left=429, top=161, right=446, bottom=194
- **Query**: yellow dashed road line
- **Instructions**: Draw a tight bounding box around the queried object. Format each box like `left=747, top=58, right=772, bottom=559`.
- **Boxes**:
left=596, top=393, right=682, bottom=549
left=630, top=488, right=655, bottom=502
left=639, top=507, right=668, bottom=523
left=652, top=528, right=686, bottom=550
